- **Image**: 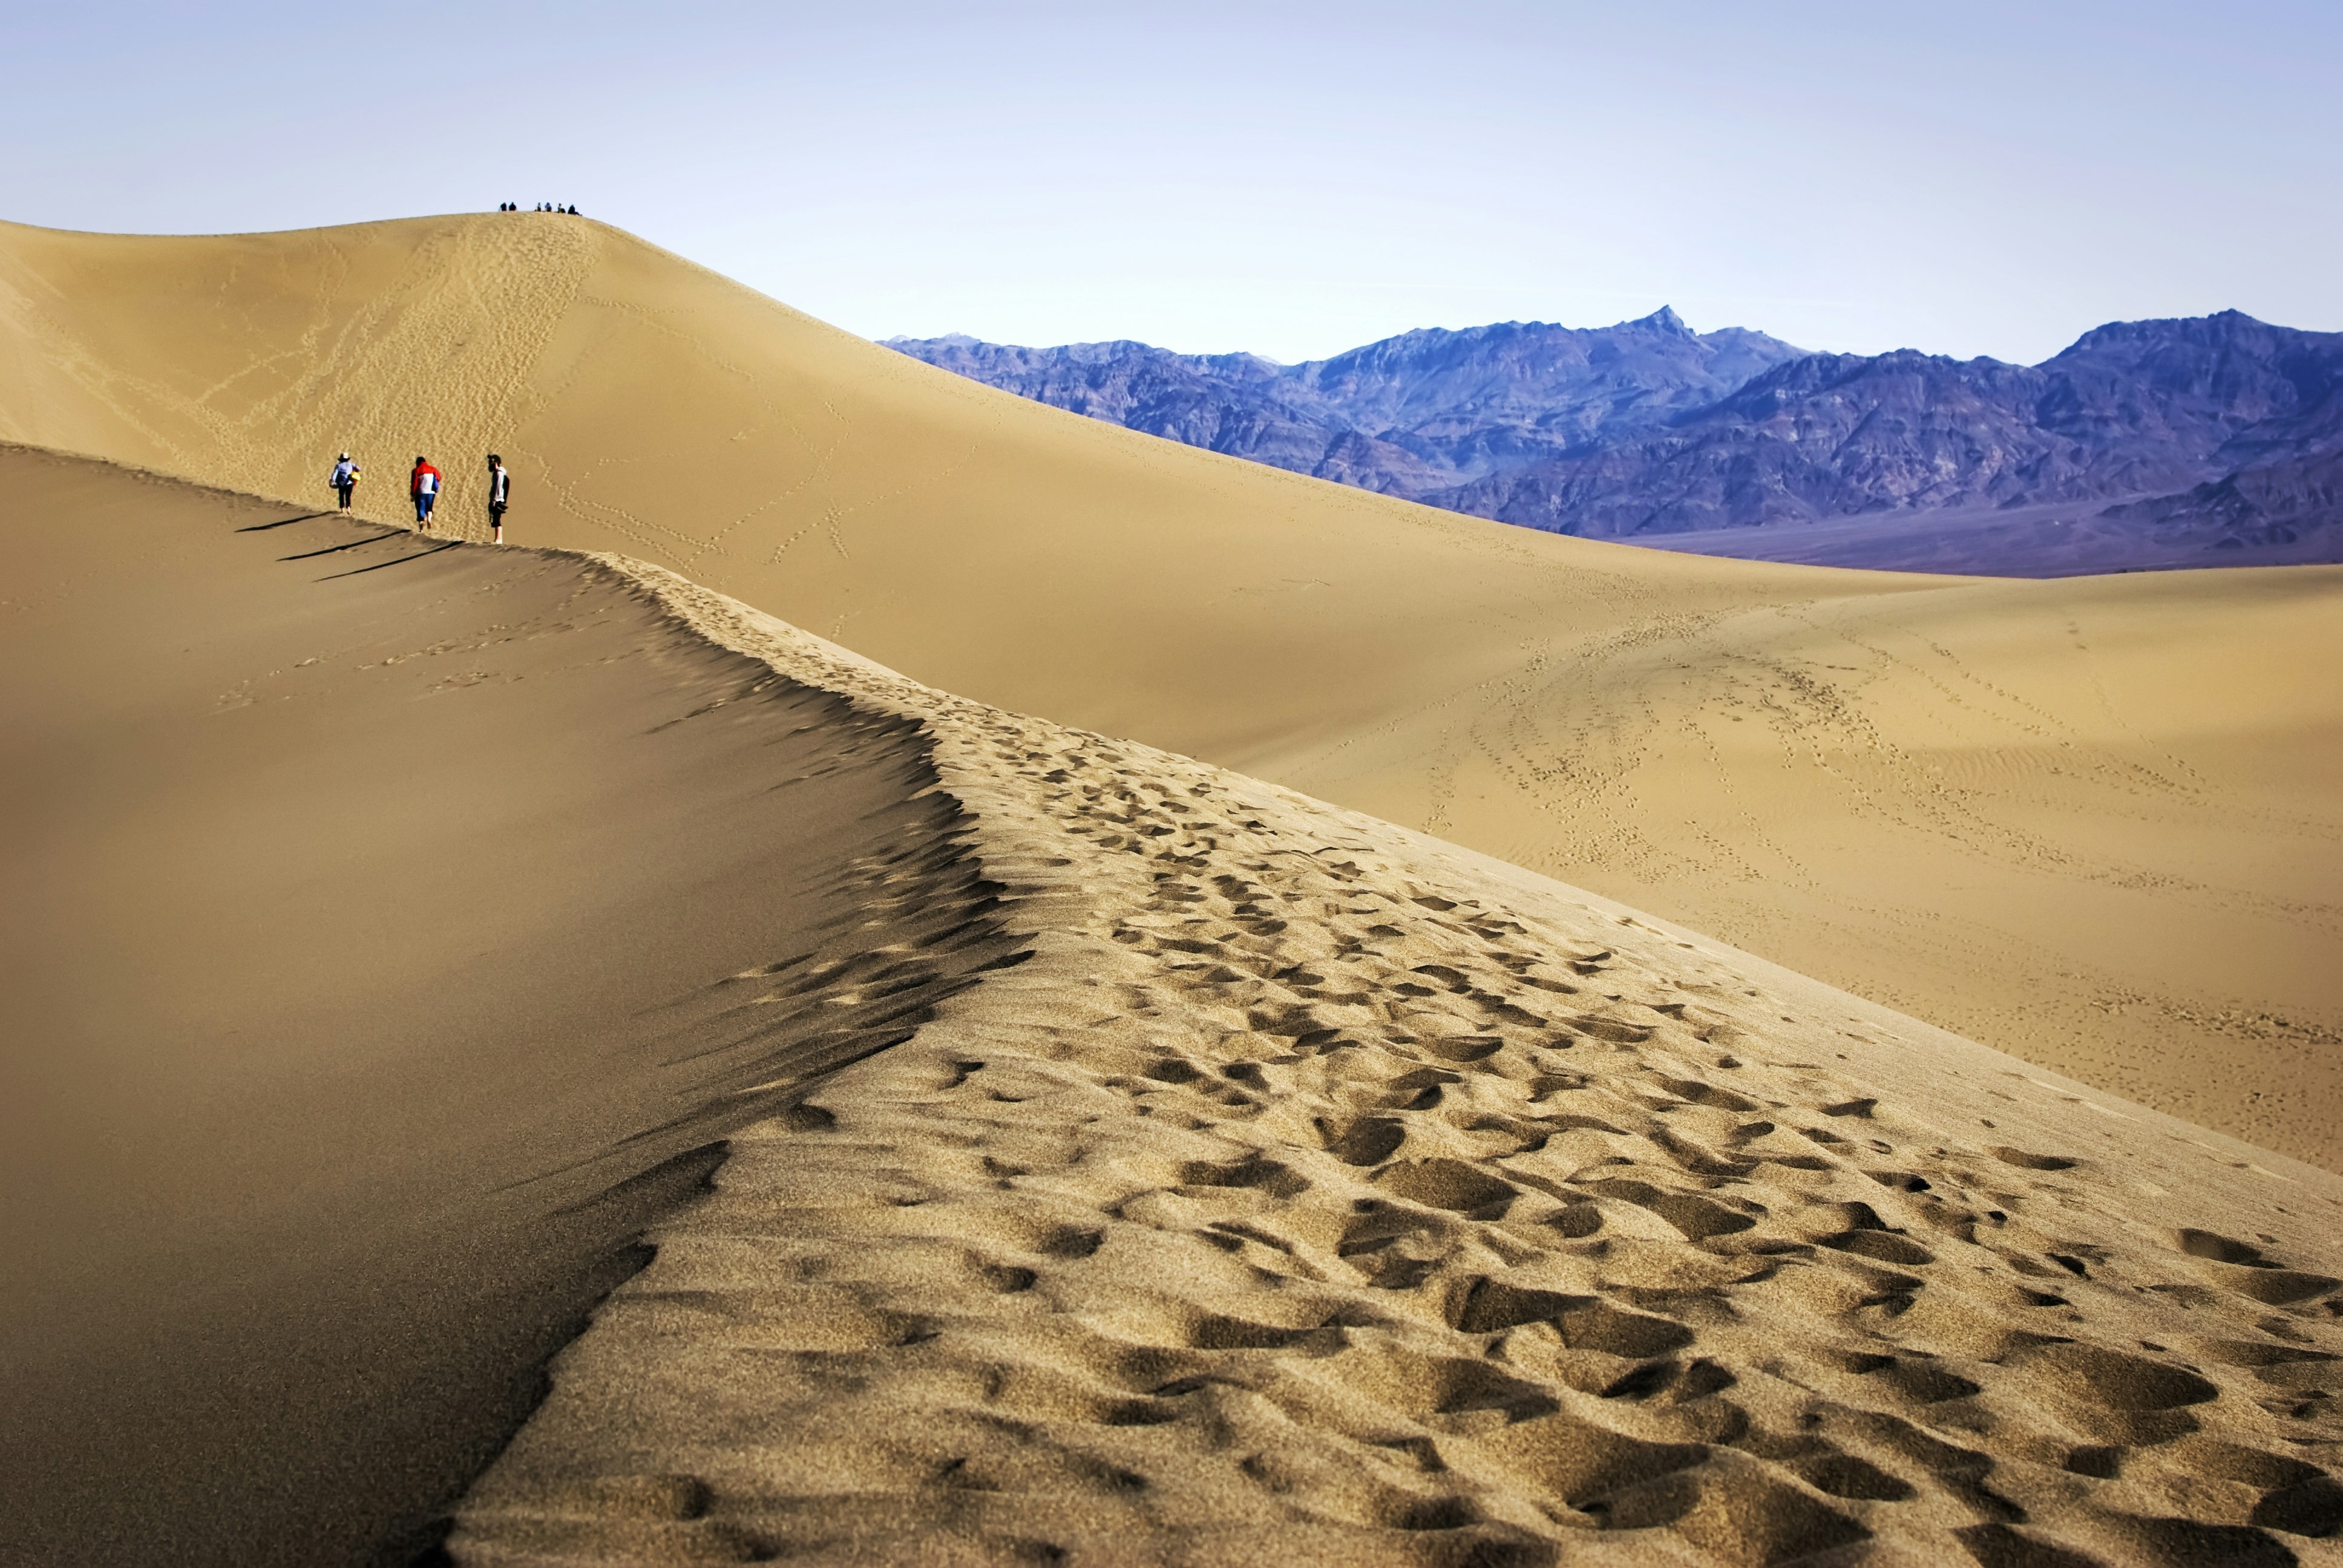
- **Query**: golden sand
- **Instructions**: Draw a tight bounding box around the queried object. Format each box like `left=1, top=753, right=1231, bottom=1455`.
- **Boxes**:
left=2, top=214, right=2336, bottom=1167
left=5, top=214, right=2342, bottom=1563
left=444, top=556, right=2343, bottom=1566
left=5, top=445, right=2340, bottom=1562
left=0, top=448, right=1017, bottom=1563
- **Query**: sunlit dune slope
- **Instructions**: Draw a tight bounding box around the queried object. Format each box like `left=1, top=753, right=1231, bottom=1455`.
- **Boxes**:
left=2, top=214, right=2337, bottom=1166
left=463, top=549, right=2343, bottom=1568
left=16, top=451, right=2343, bottom=1568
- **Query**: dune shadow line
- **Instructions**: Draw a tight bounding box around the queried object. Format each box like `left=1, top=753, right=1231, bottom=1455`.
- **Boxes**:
left=281, top=530, right=410, bottom=561
left=237, top=511, right=334, bottom=533
left=318, top=541, right=462, bottom=580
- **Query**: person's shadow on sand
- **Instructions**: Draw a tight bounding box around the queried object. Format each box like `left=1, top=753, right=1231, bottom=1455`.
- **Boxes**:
left=234, top=511, right=333, bottom=532
left=318, top=539, right=461, bottom=579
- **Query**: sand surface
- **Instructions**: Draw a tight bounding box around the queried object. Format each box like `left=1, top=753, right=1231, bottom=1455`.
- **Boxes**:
left=0, top=448, right=1017, bottom=1564
left=10, top=449, right=2343, bottom=1564
left=443, top=555, right=2343, bottom=1567
left=1, top=214, right=2336, bottom=1168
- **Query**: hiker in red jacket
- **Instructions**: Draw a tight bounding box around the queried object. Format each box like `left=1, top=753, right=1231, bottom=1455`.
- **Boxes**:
left=410, top=457, right=442, bottom=530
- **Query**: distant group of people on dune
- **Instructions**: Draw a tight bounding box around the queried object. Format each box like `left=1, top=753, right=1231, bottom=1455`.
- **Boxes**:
left=329, top=452, right=513, bottom=543
left=499, top=202, right=580, bottom=214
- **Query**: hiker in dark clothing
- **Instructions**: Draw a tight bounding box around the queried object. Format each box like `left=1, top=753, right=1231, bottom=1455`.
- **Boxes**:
left=486, top=455, right=512, bottom=543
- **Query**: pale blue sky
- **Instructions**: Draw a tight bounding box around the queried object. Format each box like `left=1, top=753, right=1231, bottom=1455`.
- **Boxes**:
left=6, top=1, right=2338, bottom=362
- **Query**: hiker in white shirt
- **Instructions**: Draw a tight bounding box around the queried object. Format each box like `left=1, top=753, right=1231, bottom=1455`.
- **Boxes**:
left=330, top=453, right=361, bottom=512
left=485, top=455, right=513, bottom=544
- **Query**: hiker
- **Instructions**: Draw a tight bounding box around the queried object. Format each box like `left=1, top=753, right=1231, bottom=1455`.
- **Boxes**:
left=485, top=454, right=512, bottom=543
left=411, top=456, right=442, bottom=529
left=330, top=452, right=361, bottom=512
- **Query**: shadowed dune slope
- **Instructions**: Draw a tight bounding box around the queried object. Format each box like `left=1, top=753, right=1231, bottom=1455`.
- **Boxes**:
left=0, top=448, right=1018, bottom=1566
left=1, top=215, right=2338, bottom=1166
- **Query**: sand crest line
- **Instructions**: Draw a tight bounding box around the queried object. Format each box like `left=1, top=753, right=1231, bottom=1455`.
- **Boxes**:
left=441, top=552, right=2343, bottom=1567
left=0, top=451, right=1065, bottom=1565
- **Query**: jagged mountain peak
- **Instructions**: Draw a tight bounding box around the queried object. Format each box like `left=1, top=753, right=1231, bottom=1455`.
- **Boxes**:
left=2055, top=307, right=2276, bottom=357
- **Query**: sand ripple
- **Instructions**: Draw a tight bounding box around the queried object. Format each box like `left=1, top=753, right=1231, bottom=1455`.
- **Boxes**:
left=451, top=561, right=2343, bottom=1566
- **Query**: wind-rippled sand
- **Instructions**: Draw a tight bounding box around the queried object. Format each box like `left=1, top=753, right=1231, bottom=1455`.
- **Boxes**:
left=450, top=563, right=2343, bottom=1568
left=5, top=214, right=2338, bottom=1169
left=0, top=449, right=1024, bottom=1564
left=7, top=215, right=2342, bottom=1562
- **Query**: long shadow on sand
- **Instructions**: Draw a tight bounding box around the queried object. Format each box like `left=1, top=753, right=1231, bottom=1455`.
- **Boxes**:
left=236, top=510, right=335, bottom=532
left=317, top=538, right=463, bottom=578
left=278, top=528, right=408, bottom=559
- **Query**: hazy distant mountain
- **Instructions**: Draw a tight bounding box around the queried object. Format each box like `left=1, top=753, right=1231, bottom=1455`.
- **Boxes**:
left=891, top=309, right=2343, bottom=575
left=894, top=335, right=1441, bottom=493
left=2099, top=360, right=2343, bottom=556
left=1450, top=312, right=2343, bottom=532
left=1282, top=310, right=1807, bottom=479
left=890, top=309, right=1809, bottom=497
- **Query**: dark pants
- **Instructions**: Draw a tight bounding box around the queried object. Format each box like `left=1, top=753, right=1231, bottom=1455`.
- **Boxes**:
left=336, top=482, right=355, bottom=510
left=489, top=503, right=507, bottom=532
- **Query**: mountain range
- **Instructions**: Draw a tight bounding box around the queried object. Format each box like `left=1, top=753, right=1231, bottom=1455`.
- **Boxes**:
left=890, top=308, right=2343, bottom=575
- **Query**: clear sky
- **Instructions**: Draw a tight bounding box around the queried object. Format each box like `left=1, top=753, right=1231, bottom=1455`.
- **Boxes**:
left=7, top=1, right=2338, bottom=364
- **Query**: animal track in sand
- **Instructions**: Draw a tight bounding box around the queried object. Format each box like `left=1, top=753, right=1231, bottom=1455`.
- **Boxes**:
left=451, top=564, right=2343, bottom=1567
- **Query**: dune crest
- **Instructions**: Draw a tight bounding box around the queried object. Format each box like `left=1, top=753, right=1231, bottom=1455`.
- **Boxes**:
left=448, top=558, right=2343, bottom=1567
left=2, top=214, right=2338, bottom=1168
left=0, top=448, right=1028, bottom=1564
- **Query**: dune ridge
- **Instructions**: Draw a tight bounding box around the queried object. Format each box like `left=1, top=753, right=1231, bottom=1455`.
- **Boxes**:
left=0, top=446, right=1032, bottom=1566
left=2, top=214, right=2338, bottom=1170
left=447, top=558, right=2343, bottom=1567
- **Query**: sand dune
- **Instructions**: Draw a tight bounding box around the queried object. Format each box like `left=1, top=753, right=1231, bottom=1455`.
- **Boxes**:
left=11, top=449, right=2343, bottom=1564
left=1, top=213, right=2338, bottom=1177
left=448, top=551, right=2343, bottom=1567
left=0, top=448, right=1018, bottom=1564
